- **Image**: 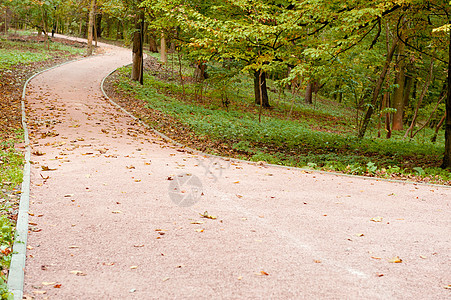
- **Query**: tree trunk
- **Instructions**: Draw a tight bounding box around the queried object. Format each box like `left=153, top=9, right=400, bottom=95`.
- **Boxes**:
left=160, top=31, right=167, bottom=63
left=392, top=62, right=405, bottom=130
left=404, top=60, right=434, bottom=139
left=254, top=70, right=270, bottom=108
left=95, top=11, right=102, bottom=38
left=305, top=81, right=313, bottom=104
left=358, top=37, right=398, bottom=139
left=131, top=10, right=144, bottom=85
left=441, top=34, right=451, bottom=168
left=148, top=33, right=158, bottom=52
left=86, top=0, right=95, bottom=56
left=403, top=75, right=412, bottom=111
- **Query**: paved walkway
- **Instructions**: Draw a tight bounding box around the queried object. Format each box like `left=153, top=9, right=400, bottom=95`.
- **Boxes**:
left=23, top=39, right=450, bottom=299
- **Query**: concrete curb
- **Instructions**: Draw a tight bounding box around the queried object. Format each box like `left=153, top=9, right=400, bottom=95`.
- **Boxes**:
left=100, top=69, right=451, bottom=189
left=7, top=58, right=86, bottom=300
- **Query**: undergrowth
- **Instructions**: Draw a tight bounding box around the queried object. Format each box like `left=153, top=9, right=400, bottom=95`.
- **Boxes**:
left=110, top=64, right=450, bottom=184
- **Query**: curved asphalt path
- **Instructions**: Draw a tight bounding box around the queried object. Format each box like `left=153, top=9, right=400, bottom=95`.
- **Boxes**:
left=21, top=38, right=450, bottom=299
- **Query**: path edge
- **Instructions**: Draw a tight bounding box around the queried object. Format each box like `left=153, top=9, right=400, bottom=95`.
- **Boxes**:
left=7, top=58, right=85, bottom=300
left=100, top=68, right=451, bottom=189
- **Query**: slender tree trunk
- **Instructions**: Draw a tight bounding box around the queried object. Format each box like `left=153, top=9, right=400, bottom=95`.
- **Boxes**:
left=254, top=70, right=270, bottom=108
left=305, top=81, right=313, bottom=104
left=432, top=113, right=446, bottom=143
left=392, top=62, right=405, bottom=130
left=148, top=33, right=158, bottom=52
left=412, top=94, right=446, bottom=138
left=403, top=76, right=412, bottom=112
left=160, top=31, right=167, bottom=63
left=392, top=27, right=407, bottom=131
left=358, top=37, right=398, bottom=139
left=86, top=0, right=95, bottom=56
left=404, top=61, right=434, bottom=138
left=441, top=33, right=451, bottom=168
left=131, top=10, right=144, bottom=85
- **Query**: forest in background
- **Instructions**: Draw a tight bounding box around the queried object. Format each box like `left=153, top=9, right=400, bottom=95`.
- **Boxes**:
left=1, top=0, right=451, bottom=176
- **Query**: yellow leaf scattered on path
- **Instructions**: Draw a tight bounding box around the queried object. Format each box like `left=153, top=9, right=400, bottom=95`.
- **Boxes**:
left=41, top=282, right=56, bottom=286
left=190, top=221, right=205, bottom=224
left=388, top=256, right=403, bottom=263
left=195, top=229, right=204, bottom=232
left=199, top=211, right=217, bottom=219
left=370, top=216, right=383, bottom=222
left=112, top=210, right=122, bottom=214
left=237, top=276, right=243, bottom=280
left=371, top=256, right=382, bottom=260
left=130, top=266, right=138, bottom=269
left=33, top=291, right=47, bottom=294
left=313, top=260, right=321, bottom=263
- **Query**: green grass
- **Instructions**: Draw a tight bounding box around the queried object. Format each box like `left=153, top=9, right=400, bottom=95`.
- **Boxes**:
left=0, top=37, right=85, bottom=70
left=112, top=66, right=451, bottom=184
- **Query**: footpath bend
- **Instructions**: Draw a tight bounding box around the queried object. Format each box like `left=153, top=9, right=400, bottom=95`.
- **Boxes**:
left=21, top=38, right=450, bottom=299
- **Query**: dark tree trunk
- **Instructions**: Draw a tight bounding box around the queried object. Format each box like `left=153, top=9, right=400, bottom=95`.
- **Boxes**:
left=95, top=12, right=102, bottom=38
left=441, top=34, right=451, bottom=169
left=305, top=82, right=313, bottom=104
left=148, top=33, right=158, bottom=52
left=131, top=10, right=144, bottom=85
left=358, top=37, right=398, bottom=139
left=254, top=70, right=270, bottom=108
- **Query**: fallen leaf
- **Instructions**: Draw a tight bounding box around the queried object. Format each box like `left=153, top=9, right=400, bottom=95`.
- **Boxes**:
left=41, top=165, right=57, bottom=171
left=41, top=282, right=56, bottom=286
left=69, top=245, right=79, bottom=249
left=130, top=266, right=138, bottom=269
left=313, top=260, right=322, bottom=263
left=134, top=244, right=145, bottom=248
left=70, top=270, right=86, bottom=276
left=190, top=221, right=205, bottom=224
left=376, top=273, right=384, bottom=277
left=195, top=229, right=204, bottom=232
left=444, top=285, right=451, bottom=290
left=419, top=255, right=427, bottom=259
left=32, top=150, right=45, bottom=156
left=64, top=194, right=74, bottom=197
left=53, top=284, right=62, bottom=288
left=27, top=245, right=34, bottom=250
left=237, top=276, right=243, bottom=280
left=162, top=277, right=170, bottom=282
left=112, top=210, right=122, bottom=214
left=388, top=256, right=403, bottom=263
left=356, top=233, right=365, bottom=237
left=370, top=216, right=383, bottom=222
left=371, top=256, right=382, bottom=260
left=260, top=271, right=269, bottom=276
left=199, top=211, right=217, bottom=219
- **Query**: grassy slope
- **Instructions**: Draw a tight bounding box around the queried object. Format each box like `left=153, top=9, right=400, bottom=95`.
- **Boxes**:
left=0, top=32, right=85, bottom=298
left=106, top=57, right=450, bottom=185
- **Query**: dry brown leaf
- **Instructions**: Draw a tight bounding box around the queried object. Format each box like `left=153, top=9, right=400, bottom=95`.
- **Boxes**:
left=260, top=271, right=269, bottom=276
left=112, top=210, right=122, bottom=214
left=313, top=260, right=322, bottom=263
left=41, top=165, right=57, bottom=171
left=54, top=284, right=62, bottom=288
left=195, top=229, right=204, bottom=232
left=370, top=216, right=383, bottom=222
left=130, top=266, right=138, bottom=269
left=371, top=256, right=382, bottom=260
